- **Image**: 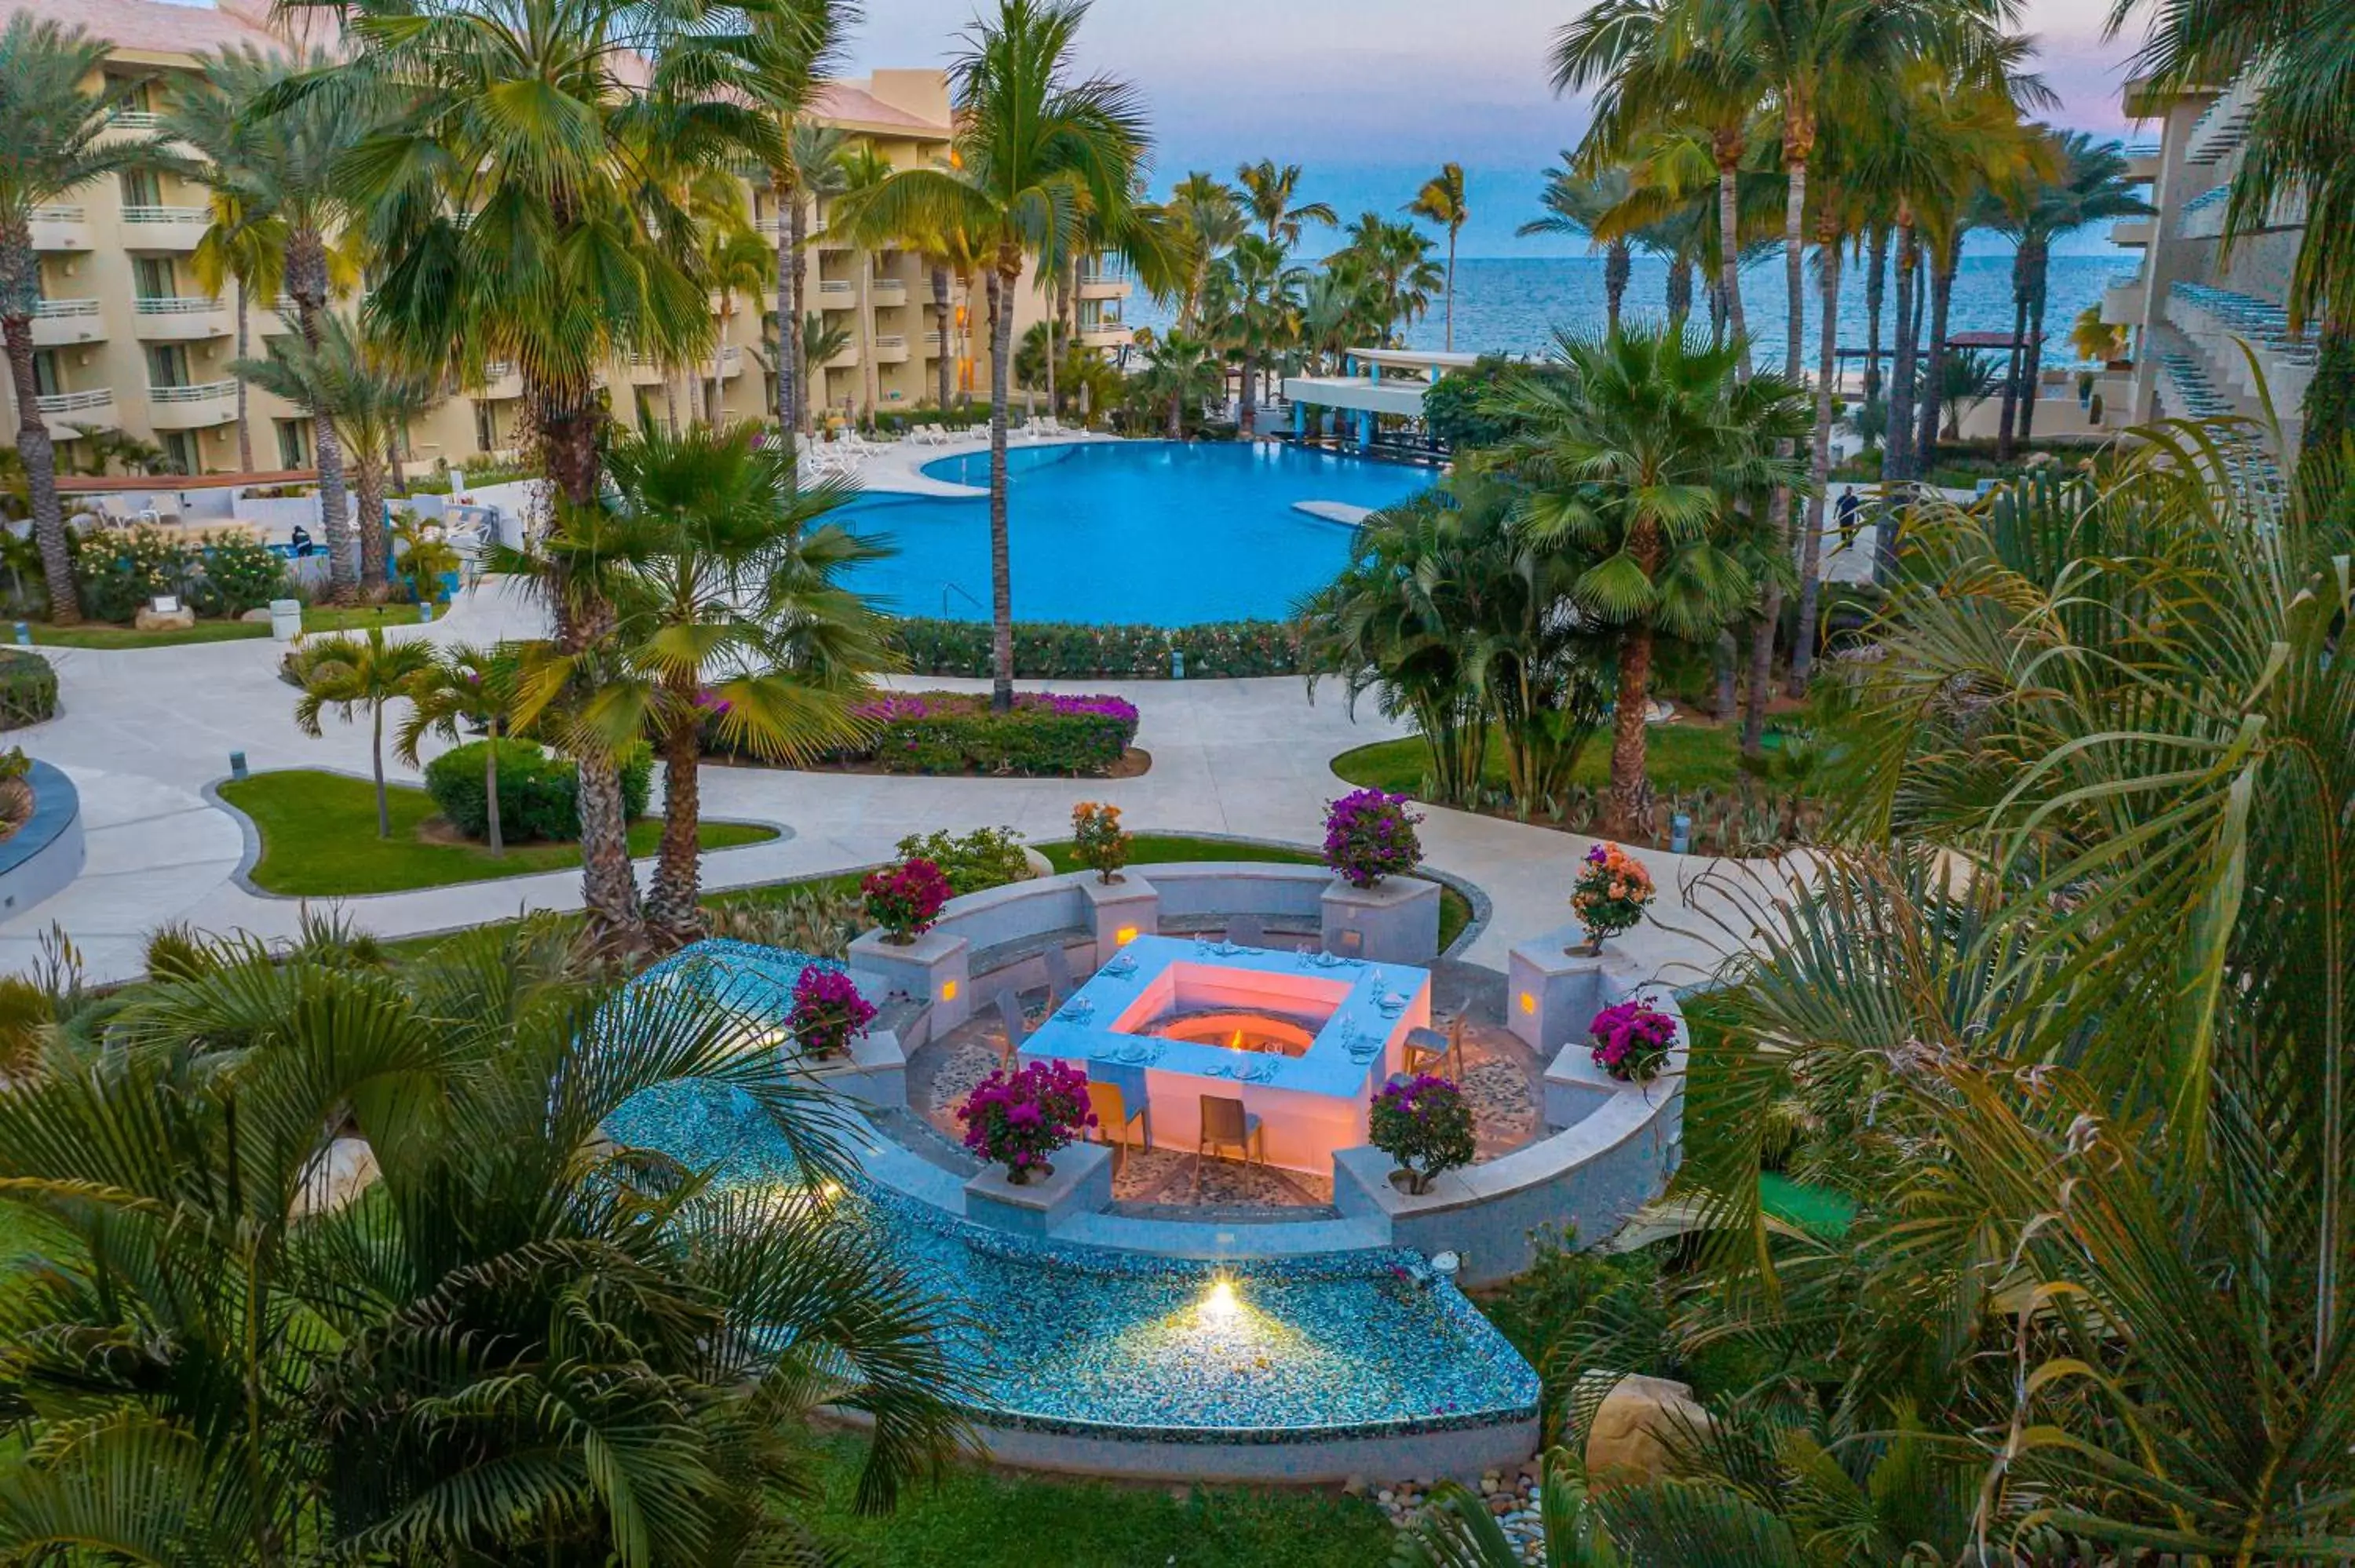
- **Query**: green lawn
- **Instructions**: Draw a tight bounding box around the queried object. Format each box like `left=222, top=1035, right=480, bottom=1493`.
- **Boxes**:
left=220, top=769, right=776, bottom=897
left=31, top=604, right=425, bottom=650
left=1331, top=721, right=1747, bottom=800
left=802, top=1435, right=1391, bottom=1568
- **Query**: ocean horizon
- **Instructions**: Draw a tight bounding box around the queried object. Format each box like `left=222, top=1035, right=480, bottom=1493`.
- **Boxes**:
left=1123, top=252, right=2125, bottom=367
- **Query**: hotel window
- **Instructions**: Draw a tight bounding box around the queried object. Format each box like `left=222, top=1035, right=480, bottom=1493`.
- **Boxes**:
left=159, top=432, right=196, bottom=476
left=133, top=257, right=176, bottom=299
left=119, top=170, right=162, bottom=209
left=30, top=351, right=60, bottom=398
left=276, top=418, right=311, bottom=470
left=145, top=345, right=189, bottom=389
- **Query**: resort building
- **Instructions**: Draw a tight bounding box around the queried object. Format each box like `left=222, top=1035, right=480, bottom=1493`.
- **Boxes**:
left=1280, top=347, right=1473, bottom=455
left=2106, top=67, right=2316, bottom=461
left=2, top=0, right=1127, bottom=476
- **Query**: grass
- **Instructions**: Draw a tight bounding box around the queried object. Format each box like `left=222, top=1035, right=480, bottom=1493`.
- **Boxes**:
left=30, top=603, right=427, bottom=650
left=1331, top=721, right=1747, bottom=800
left=801, top=1435, right=1391, bottom=1568
left=220, top=769, right=776, bottom=897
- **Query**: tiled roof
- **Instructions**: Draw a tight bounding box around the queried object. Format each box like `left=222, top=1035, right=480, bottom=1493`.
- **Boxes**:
left=7, top=0, right=279, bottom=56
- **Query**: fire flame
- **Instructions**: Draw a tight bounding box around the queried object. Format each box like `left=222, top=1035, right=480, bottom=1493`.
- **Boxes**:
left=1230, top=1029, right=1244, bottom=1051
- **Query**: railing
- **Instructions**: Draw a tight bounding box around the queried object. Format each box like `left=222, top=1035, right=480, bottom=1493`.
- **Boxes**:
left=28, top=205, right=85, bottom=224
left=119, top=205, right=207, bottom=225
left=109, top=110, right=162, bottom=129
left=34, top=388, right=113, bottom=414
left=871, top=334, right=907, bottom=348
left=33, top=299, right=101, bottom=319
left=150, top=378, right=237, bottom=403
left=134, top=295, right=225, bottom=315
left=484, top=360, right=514, bottom=380
left=816, top=279, right=854, bottom=297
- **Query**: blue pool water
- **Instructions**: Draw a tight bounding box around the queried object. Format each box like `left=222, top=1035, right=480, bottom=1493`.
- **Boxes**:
left=838, top=440, right=1428, bottom=626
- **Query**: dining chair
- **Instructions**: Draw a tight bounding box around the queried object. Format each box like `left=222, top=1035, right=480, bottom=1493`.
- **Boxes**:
left=1042, top=943, right=1076, bottom=1008
left=1223, top=913, right=1264, bottom=950
left=1087, top=1081, right=1148, bottom=1173
left=1193, top=1093, right=1265, bottom=1198
left=993, top=988, right=1029, bottom=1066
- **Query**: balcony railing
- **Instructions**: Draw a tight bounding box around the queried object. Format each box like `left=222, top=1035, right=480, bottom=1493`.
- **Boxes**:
left=33, top=299, right=101, bottom=320
left=816, top=279, right=855, bottom=297
left=135, top=295, right=225, bottom=315
left=151, top=378, right=238, bottom=403
left=109, top=110, right=162, bottom=129
left=871, top=334, right=907, bottom=348
left=35, top=388, right=114, bottom=414
left=29, top=205, right=84, bottom=224
left=120, top=205, right=208, bottom=225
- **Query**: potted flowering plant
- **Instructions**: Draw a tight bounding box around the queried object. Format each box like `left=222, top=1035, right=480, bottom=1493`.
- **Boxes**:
left=786, top=965, right=876, bottom=1059
left=1588, top=997, right=1678, bottom=1084
left=1323, top=787, right=1423, bottom=888
left=1070, top=800, right=1131, bottom=884
left=861, top=855, right=952, bottom=944
left=1570, top=842, right=1655, bottom=954
left=1367, top=1073, right=1477, bottom=1194
left=958, top=1059, right=1096, bottom=1183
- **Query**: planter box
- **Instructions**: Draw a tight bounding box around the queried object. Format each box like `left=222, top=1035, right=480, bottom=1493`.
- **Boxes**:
left=1079, top=872, right=1158, bottom=961
left=1505, top=928, right=1647, bottom=1059
left=848, top=927, right=972, bottom=1034
left=799, top=1026, right=907, bottom=1112
left=1320, top=873, right=1440, bottom=964
left=962, top=1140, right=1112, bottom=1238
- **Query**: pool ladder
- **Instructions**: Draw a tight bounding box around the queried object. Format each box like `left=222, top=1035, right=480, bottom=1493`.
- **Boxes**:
left=940, top=582, right=985, bottom=616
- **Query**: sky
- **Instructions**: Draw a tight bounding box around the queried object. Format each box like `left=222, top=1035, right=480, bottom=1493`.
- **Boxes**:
left=845, top=0, right=2152, bottom=257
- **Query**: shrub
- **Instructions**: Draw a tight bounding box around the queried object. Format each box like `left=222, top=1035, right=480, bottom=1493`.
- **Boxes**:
left=958, top=1059, right=1095, bottom=1177
left=187, top=536, right=287, bottom=618
left=1069, top=801, right=1130, bottom=884
left=852, top=691, right=1137, bottom=776
left=786, top=964, right=875, bottom=1059
left=1323, top=787, right=1423, bottom=887
left=1589, top=996, right=1678, bottom=1083
left=67, top=526, right=290, bottom=622
left=0, top=650, right=57, bottom=730
left=1367, top=1073, right=1476, bottom=1193
left=891, top=618, right=1302, bottom=680
left=707, top=884, right=864, bottom=959
left=893, top=826, right=1030, bottom=895
left=422, top=738, right=652, bottom=843
left=860, top=857, right=951, bottom=942
left=1571, top=842, right=1655, bottom=946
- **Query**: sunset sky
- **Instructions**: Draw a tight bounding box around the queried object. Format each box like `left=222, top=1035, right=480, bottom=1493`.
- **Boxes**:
left=847, top=0, right=2154, bottom=256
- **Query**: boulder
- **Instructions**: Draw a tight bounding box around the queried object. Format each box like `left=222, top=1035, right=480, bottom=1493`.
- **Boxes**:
left=1582, top=1373, right=1714, bottom=1486
left=239, top=606, right=275, bottom=624
left=133, top=604, right=197, bottom=633
left=295, top=1136, right=380, bottom=1216
left=1020, top=846, right=1056, bottom=881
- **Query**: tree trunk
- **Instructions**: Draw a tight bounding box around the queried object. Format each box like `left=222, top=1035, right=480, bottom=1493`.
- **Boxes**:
left=1996, top=246, right=2030, bottom=460
left=234, top=275, right=254, bottom=473
left=772, top=171, right=798, bottom=473
left=483, top=721, right=502, bottom=855
left=1167, top=380, right=1184, bottom=440
left=2, top=304, right=78, bottom=623
left=1608, top=622, right=1654, bottom=831
left=371, top=699, right=390, bottom=839
left=644, top=690, right=705, bottom=944
left=1863, top=224, right=1888, bottom=407
left=707, top=296, right=728, bottom=427
left=987, top=260, right=1017, bottom=711
left=289, top=232, right=356, bottom=600
left=1667, top=257, right=1692, bottom=330
left=1886, top=219, right=1919, bottom=487
left=788, top=190, right=812, bottom=439
left=2018, top=244, right=2049, bottom=443
left=1915, top=237, right=1958, bottom=469
left=1745, top=141, right=1809, bottom=752
left=1712, top=629, right=1737, bottom=721
left=859, top=253, right=878, bottom=422
left=389, top=437, right=407, bottom=496
left=1789, top=231, right=1841, bottom=695
left=1742, top=509, right=1781, bottom=755
left=1714, top=132, right=1751, bottom=379
left=932, top=265, right=954, bottom=409
left=354, top=458, right=388, bottom=589
left=1781, top=151, right=1808, bottom=380
left=1605, top=239, right=1629, bottom=334
left=1442, top=230, right=1457, bottom=352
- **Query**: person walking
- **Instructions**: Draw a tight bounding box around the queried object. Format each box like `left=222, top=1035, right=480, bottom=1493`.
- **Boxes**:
left=1835, top=488, right=1862, bottom=552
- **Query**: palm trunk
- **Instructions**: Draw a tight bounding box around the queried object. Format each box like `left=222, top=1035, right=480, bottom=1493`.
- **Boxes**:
left=1167, top=377, right=1184, bottom=439
left=644, top=688, right=705, bottom=943
left=1863, top=225, right=1888, bottom=408
left=2, top=299, right=78, bottom=623
left=708, top=297, right=728, bottom=427
left=1442, top=231, right=1457, bottom=352
left=353, top=456, right=388, bottom=589
left=1605, top=239, right=1629, bottom=334
left=1714, top=131, right=1751, bottom=379
left=1781, top=151, right=1808, bottom=380
left=1745, top=144, right=1809, bottom=753
left=858, top=255, right=878, bottom=422
left=1239, top=342, right=1258, bottom=433
left=772, top=172, right=798, bottom=471
left=1915, top=238, right=1958, bottom=469
left=1997, top=247, right=2030, bottom=459
left=663, top=377, right=679, bottom=436
left=932, top=265, right=954, bottom=410
left=1789, top=231, right=1841, bottom=695
left=234, top=275, right=253, bottom=472
left=988, top=261, right=1017, bottom=711
left=1886, top=219, right=1919, bottom=501
left=371, top=698, right=390, bottom=838
left=2018, top=245, right=2049, bottom=443
left=787, top=191, right=811, bottom=438
left=290, top=233, right=355, bottom=601
left=389, top=437, right=407, bottom=496
left=483, top=720, right=502, bottom=855
left=1667, top=257, right=1692, bottom=330
left=1608, top=622, right=1654, bottom=831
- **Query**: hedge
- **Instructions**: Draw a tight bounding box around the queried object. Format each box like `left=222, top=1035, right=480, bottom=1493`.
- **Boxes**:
left=706, top=690, right=1140, bottom=776
left=0, top=651, right=56, bottom=731
left=422, top=738, right=652, bottom=842
left=891, top=618, right=1302, bottom=680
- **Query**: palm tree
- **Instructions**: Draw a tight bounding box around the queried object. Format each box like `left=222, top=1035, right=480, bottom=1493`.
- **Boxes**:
left=397, top=640, right=520, bottom=855
left=1224, top=233, right=1305, bottom=432
left=834, top=0, right=1154, bottom=711
left=1328, top=213, right=1445, bottom=343
left=235, top=313, right=441, bottom=590
left=1235, top=159, right=1336, bottom=248
left=2068, top=301, right=2126, bottom=365
left=701, top=221, right=773, bottom=427
left=781, top=122, right=853, bottom=439
left=1139, top=328, right=1221, bottom=438
left=1405, top=162, right=1470, bottom=351
left=290, top=627, right=437, bottom=838
left=1167, top=170, right=1245, bottom=329
left=835, top=144, right=896, bottom=423
left=0, top=17, right=162, bottom=624
left=1519, top=158, right=1634, bottom=333
left=1478, top=326, right=1809, bottom=828
left=0, top=923, right=967, bottom=1563
left=593, top=423, right=896, bottom=941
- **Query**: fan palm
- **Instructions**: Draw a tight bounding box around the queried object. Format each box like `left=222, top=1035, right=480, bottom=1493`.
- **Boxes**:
left=1477, top=326, right=1809, bottom=828
left=831, top=0, right=1155, bottom=711
left=1139, top=328, right=1221, bottom=438
left=234, top=312, right=442, bottom=589
left=0, top=16, right=168, bottom=623
left=1405, top=162, right=1470, bottom=351
left=0, top=922, right=967, bottom=1564
left=798, top=308, right=855, bottom=406
left=1236, top=158, right=1337, bottom=248
left=582, top=422, right=896, bottom=942
left=290, top=627, right=439, bottom=838
left=396, top=640, right=523, bottom=855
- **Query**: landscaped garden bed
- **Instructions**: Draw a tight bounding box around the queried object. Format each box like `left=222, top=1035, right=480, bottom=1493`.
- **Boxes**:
left=893, top=617, right=1301, bottom=679
left=707, top=690, right=1146, bottom=778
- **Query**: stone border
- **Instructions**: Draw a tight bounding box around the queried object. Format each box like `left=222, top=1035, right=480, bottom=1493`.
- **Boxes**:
left=201, top=765, right=792, bottom=901
left=0, top=760, right=86, bottom=921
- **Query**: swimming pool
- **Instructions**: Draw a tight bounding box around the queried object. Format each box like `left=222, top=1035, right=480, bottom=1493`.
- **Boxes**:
left=840, top=440, right=1427, bottom=625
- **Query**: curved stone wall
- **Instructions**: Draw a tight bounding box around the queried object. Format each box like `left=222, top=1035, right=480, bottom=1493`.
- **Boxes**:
left=0, top=760, right=85, bottom=923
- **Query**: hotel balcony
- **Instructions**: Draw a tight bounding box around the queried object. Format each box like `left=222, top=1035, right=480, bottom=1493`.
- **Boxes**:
left=472, top=361, right=522, bottom=401
left=626, top=355, right=667, bottom=385
left=822, top=342, right=860, bottom=370
left=2109, top=217, right=2154, bottom=248
left=2185, top=70, right=2264, bottom=166
left=1076, top=320, right=1133, bottom=349
left=31, top=299, right=104, bottom=348
left=101, top=109, right=162, bottom=139
left=148, top=378, right=240, bottom=431
left=2164, top=280, right=2319, bottom=410
left=2126, top=145, right=2161, bottom=181
left=35, top=387, right=118, bottom=437
left=133, top=295, right=233, bottom=341
left=868, top=278, right=907, bottom=308
left=870, top=333, right=910, bottom=364
left=1076, top=272, right=1127, bottom=300
left=119, top=205, right=213, bottom=251
left=922, top=330, right=949, bottom=354
left=716, top=345, right=745, bottom=379
left=814, top=279, right=856, bottom=309
left=2178, top=183, right=2305, bottom=242
left=2100, top=273, right=2146, bottom=329
left=28, top=205, right=90, bottom=251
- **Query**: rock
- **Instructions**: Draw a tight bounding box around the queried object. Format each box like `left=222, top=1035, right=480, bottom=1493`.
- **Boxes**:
left=1341, top=1475, right=1367, bottom=1497
left=238, top=606, right=276, bottom=623
left=1377, top=1489, right=1393, bottom=1506
left=1488, top=1496, right=1515, bottom=1517
left=1583, top=1371, right=1716, bottom=1486
left=134, top=604, right=196, bottom=632
left=1020, top=846, right=1056, bottom=881
left=1480, top=1472, right=1500, bottom=1493
left=295, top=1136, right=378, bottom=1216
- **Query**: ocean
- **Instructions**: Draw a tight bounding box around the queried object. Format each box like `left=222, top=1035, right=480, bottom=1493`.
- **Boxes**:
left=1123, top=252, right=2127, bottom=366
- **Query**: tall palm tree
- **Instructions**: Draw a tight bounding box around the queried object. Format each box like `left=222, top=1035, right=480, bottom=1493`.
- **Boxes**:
left=835, top=0, right=1155, bottom=711
left=798, top=308, right=853, bottom=418
left=702, top=223, right=772, bottom=427
left=0, top=924, right=967, bottom=1563
left=1167, top=170, right=1245, bottom=329
left=1405, top=162, right=1470, bottom=351
left=1328, top=213, right=1445, bottom=343
left=1224, top=233, right=1305, bottom=432
left=290, top=628, right=438, bottom=838
left=1138, top=327, right=1221, bottom=439
left=1989, top=130, right=2148, bottom=452
left=1478, top=326, right=1809, bottom=828
left=397, top=640, right=520, bottom=855
left=834, top=143, right=896, bottom=423
left=1235, top=159, right=1337, bottom=248
left=0, top=17, right=162, bottom=624
left=782, top=122, right=853, bottom=439
left=588, top=424, right=894, bottom=941
left=235, top=312, right=441, bottom=590
left=1519, top=158, right=1634, bottom=333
